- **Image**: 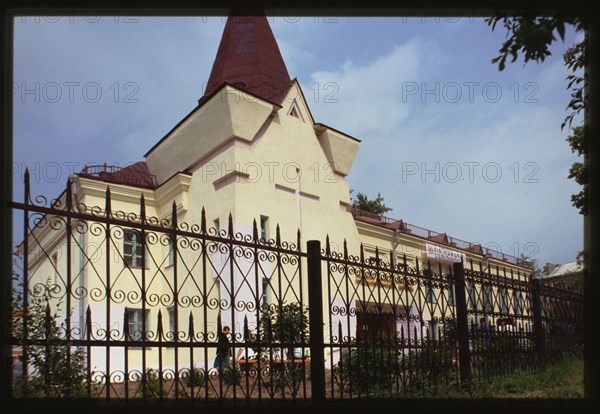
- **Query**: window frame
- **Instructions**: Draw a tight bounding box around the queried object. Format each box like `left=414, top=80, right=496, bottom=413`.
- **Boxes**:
left=467, top=280, right=477, bottom=309
left=167, top=306, right=176, bottom=335
left=499, top=286, right=510, bottom=314
left=513, top=289, right=523, bottom=315
left=260, top=215, right=269, bottom=241
left=128, top=308, right=150, bottom=342
left=123, top=229, right=148, bottom=269
left=447, top=283, right=455, bottom=306
left=483, top=283, right=493, bottom=312
left=167, top=236, right=175, bottom=267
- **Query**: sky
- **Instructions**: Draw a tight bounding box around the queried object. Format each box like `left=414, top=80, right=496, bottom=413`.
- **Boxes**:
left=11, top=13, right=584, bottom=268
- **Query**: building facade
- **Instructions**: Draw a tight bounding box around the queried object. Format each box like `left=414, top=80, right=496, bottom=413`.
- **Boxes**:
left=21, top=13, right=532, bottom=375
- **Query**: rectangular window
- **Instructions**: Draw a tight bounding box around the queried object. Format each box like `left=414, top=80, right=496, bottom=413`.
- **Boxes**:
left=124, top=230, right=146, bottom=268
left=128, top=309, right=150, bottom=341
left=262, top=277, right=269, bottom=307
left=513, top=290, right=522, bottom=315
left=424, top=270, right=434, bottom=303
left=447, top=283, right=455, bottom=306
left=483, top=283, right=493, bottom=312
left=168, top=306, right=176, bottom=335
left=467, top=280, right=477, bottom=309
left=425, top=281, right=434, bottom=303
left=260, top=215, right=269, bottom=241
left=499, top=287, right=509, bottom=314
left=427, top=319, right=439, bottom=342
left=167, top=237, right=175, bottom=266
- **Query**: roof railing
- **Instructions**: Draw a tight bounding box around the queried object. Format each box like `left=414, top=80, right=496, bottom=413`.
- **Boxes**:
left=350, top=207, right=522, bottom=266
left=79, top=163, right=158, bottom=188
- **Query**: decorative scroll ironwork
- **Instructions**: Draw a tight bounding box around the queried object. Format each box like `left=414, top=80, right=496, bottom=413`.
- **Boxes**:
left=8, top=173, right=309, bottom=402
left=5, top=172, right=584, bottom=402
left=324, top=239, right=460, bottom=398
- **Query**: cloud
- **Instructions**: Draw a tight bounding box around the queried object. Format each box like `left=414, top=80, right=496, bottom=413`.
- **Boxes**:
left=299, top=28, right=582, bottom=265
left=303, top=38, right=440, bottom=136
left=11, top=17, right=582, bottom=266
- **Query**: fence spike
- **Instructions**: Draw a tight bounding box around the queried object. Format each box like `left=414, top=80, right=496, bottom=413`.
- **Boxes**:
left=24, top=168, right=30, bottom=204
left=124, top=307, right=130, bottom=340
left=86, top=305, right=92, bottom=338
left=228, top=213, right=234, bottom=238
left=157, top=309, right=164, bottom=338
left=244, top=315, right=249, bottom=339
left=252, top=219, right=258, bottom=241
left=343, top=239, right=348, bottom=259
left=297, top=228, right=301, bottom=251
left=360, top=243, right=364, bottom=263
left=338, top=321, right=343, bottom=343
left=66, top=176, right=72, bottom=211
left=188, top=312, right=195, bottom=341
left=140, top=193, right=146, bottom=223
left=171, top=201, right=178, bottom=228
left=326, top=235, right=331, bottom=256
left=105, top=186, right=111, bottom=218
left=201, top=207, right=206, bottom=233
left=276, top=224, right=281, bottom=246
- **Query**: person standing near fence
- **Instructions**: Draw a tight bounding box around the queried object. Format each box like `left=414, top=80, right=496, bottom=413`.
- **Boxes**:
left=214, top=326, right=231, bottom=369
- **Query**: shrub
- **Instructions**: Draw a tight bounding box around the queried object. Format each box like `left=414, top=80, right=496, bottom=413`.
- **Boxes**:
left=333, top=343, right=399, bottom=396
left=184, top=367, right=206, bottom=387
left=221, top=364, right=242, bottom=385
left=11, top=279, right=88, bottom=398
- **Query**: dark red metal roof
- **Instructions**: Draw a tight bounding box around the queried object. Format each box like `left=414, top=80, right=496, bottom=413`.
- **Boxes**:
left=79, top=162, right=158, bottom=189
left=428, top=233, right=449, bottom=245
left=350, top=207, right=525, bottom=267
left=201, top=12, right=292, bottom=104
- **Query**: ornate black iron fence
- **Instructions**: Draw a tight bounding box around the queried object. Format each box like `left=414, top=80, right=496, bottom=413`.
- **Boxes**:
left=322, top=240, right=460, bottom=398
left=8, top=172, right=310, bottom=402
left=4, top=172, right=584, bottom=402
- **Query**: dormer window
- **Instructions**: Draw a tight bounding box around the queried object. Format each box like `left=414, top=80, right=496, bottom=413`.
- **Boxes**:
left=288, top=99, right=305, bottom=122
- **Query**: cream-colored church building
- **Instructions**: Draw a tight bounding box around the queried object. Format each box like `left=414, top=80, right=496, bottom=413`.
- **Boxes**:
left=23, top=14, right=531, bottom=374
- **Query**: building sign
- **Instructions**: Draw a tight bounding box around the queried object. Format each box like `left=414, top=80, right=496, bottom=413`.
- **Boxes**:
left=425, top=243, right=466, bottom=263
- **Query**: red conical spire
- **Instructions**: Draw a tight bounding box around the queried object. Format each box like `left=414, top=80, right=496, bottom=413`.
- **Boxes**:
left=201, top=11, right=292, bottom=104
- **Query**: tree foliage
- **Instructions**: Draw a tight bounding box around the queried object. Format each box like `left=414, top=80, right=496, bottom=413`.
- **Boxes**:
left=566, top=126, right=588, bottom=215
left=12, top=279, right=88, bottom=398
left=486, top=15, right=587, bottom=215
left=258, top=303, right=309, bottom=396
left=517, top=254, right=543, bottom=277
left=259, top=302, right=309, bottom=359
left=351, top=191, right=392, bottom=216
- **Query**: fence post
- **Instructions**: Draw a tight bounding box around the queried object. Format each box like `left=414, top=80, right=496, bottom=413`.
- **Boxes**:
left=307, top=240, right=325, bottom=402
left=531, top=278, right=546, bottom=363
left=453, top=261, right=472, bottom=386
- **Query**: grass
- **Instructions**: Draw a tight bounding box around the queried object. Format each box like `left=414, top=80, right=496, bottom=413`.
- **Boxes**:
left=16, top=356, right=583, bottom=400
left=450, top=356, right=584, bottom=398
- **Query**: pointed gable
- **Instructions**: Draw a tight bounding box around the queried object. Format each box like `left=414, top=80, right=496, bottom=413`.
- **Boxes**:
left=428, top=233, right=449, bottom=245
left=201, top=11, right=292, bottom=104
